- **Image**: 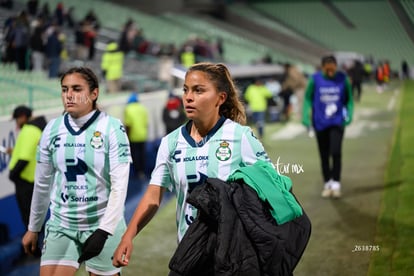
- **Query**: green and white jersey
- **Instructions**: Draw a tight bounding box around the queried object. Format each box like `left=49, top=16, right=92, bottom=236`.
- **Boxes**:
left=35, top=110, right=131, bottom=231
left=150, top=117, right=272, bottom=241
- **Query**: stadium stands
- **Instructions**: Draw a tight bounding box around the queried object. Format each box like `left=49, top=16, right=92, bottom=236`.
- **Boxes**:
left=401, top=0, right=414, bottom=23
left=11, top=0, right=314, bottom=67
left=252, top=1, right=339, bottom=49
left=251, top=1, right=414, bottom=69
left=224, top=3, right=329, bottom=70
left=231, top=3, right=306, bottom=40
left=160, top=12, right=277, bottom=64
left=0, top=65, right=61, bottom=117
left=333, top=1, right=414, bottom=68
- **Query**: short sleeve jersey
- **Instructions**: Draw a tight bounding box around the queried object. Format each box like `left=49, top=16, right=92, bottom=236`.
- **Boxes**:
left=150, top=117, right=272, bottom=241
left=37, top=111, right=131, bottom=230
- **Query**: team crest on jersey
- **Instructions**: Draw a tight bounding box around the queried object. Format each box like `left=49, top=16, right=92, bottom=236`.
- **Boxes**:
left=90, top=131, right=103, bottom=149
left=215, top=140, right=231, bottom=161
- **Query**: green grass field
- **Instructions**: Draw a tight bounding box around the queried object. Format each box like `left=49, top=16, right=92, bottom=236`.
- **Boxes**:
left=73, top=80, right=412, bottom=276
left=367, top=80, right=414, bottom=276
left=273, top=82, right=401, bottom=276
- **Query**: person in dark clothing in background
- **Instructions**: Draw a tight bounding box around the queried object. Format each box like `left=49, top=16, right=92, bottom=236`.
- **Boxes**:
left=8, top=105, right=47, bottom=228
left=0, top=0, right=13, bottom=9
left=65, top=6, right=75, bottom=29
left=401, top=60, right=410, bottom=80
left=38, top=2, right=51, bottom=25
left=45, top=23, right=62, bottom=78
left=26, top=0, right=39, bottom=17
left=348, top=59, right=365, bottom=102
left=3, top=15, right=16, bottom=64
left=162, top=92, right=186, bottom=134
left=84, top=10, right=99, bottom=60
left=279, top=63, right=307, bottom=121
left=13, top=11, right=30, bottom=71
left=54, top=2, right=64, bottom=26
left=118, top=18, right=135, bottom=54
left=29, top=15, right=46, bottom=72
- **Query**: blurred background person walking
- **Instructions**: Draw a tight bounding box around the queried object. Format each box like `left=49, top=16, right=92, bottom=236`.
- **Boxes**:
left=244, top=78, right=272, bottom=138
left=401, top=60, right=410, bottom=80
left=101, top=40, right=124, bottom=93
left=124, top=93, right=149, bottom=180
left=44, top=22, right=62, bottom=78
left=348, top=59, right=365, bottom=102
left=8, top=105, right=47, bottom=229
left=162, top=91, right=186, bottom=134
left=302, top=55, right=353, bottom=199
left=280, top=63, right=307, bottom=121
left=29, top=15, right=46, bottom=72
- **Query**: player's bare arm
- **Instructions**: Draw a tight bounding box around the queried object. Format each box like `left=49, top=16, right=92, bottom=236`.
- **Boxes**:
left=112, top=185, right=165, bottom=267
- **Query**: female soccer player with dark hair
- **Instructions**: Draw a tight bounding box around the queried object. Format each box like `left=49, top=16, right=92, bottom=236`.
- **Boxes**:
left=22, top=67, right=131, bottom=276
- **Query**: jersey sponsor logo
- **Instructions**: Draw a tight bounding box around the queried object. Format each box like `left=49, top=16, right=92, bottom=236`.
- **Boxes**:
left=172, top=150, right=182, bottom=162
left=49, top=136, right=61, bottom=151
left=183, top=155, right=208, bottom=162
left=64, top=184, right=88, bottom=190
left=185, top=214, right=194, bottom=225
left=70, top=195, right=98, bottom=202
left=187, top=172, right=208, bottom=193
left=90, top=131, right=103, bottom=149
left=320, top=94, right=340, bottom=103
left=61, top=192, right=69, bottom=202
left=250, top=129, right=258, bottom=140
left=119, top=149, right=130, bottom=158
left=256, top=151, right=270, bottom=161
left=185, top=172, right=208, bottom=226
left=185, top=204, right=197, bottom=225
left=60, top=192, right=98, bottom=203
left=215, top=140, right=231, bottom=161
left=320, top=86, right=340, bottom=94
left=64, top=158, right=88, bottom=182
left=325, top=103, right=338, bottom=117
left=64, top=142, right=86, bottom=147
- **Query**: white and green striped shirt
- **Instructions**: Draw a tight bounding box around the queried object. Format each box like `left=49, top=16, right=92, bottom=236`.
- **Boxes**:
left=150, top=117, right=272, bottom=241
left=29, top=110, right=131, bottom=234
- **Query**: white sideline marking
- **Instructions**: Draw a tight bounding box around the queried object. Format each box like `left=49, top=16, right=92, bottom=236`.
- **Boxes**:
left=270, top=123, right=305, bottom=140
left=270, top=107, right=392, bottom=140
left=387, top=89, right=399, bottom=111
left=346, top=120, right=392, bottom=138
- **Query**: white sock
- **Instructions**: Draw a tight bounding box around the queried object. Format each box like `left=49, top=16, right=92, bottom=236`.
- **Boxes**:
left=331, top=181, right=341, bottom=190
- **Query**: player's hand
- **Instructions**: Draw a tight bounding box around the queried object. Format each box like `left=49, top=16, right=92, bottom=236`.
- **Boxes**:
left=112, top=235, right=133, bottom=267
left=344, top=115, right=352, bottom=126
left=301, top=118, right=310, bottom=128
left=22, top=231, right=39, bottom=255
left=78, top=228, right=109, bottom=263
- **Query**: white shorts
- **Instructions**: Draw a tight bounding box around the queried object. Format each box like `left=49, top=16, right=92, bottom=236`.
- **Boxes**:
left=41, top=220, right=126, bottom=275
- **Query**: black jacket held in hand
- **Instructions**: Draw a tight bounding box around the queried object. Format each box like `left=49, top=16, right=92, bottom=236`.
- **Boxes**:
left=169, top=178, right=311, bottom=276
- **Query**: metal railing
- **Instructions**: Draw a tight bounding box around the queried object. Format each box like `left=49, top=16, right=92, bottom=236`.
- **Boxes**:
left=0, top=76, right=60, bottom=117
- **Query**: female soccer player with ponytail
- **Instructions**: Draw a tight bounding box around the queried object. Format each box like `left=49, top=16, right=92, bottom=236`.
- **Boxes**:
left=22, top=67, right=131, bottom=276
